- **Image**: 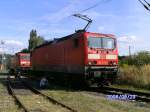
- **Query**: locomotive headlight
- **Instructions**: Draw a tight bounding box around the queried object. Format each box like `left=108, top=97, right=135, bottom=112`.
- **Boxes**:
left=113, top=62, right=117, bottom=65
left=88, top=62, right=92, bottom=65
left=21, top=61, right=30, bottom=65
left=21, top=61, right=27, bottom=64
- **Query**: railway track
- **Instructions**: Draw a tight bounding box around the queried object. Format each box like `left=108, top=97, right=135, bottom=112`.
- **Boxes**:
left=7, top=76, right=77, bottom=112
left=88, top=86, right=150, bottom=103
left=19, top=77, right=77, bottom=112
left=7, top=76, right=29, bottom=112
left=23, top=75, right=150, bottom=103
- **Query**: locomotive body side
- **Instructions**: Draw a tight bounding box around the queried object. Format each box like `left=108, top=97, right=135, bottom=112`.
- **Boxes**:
left=31, top=31, right=118, bottom=85
left=31, top=32, right=85, bottom=74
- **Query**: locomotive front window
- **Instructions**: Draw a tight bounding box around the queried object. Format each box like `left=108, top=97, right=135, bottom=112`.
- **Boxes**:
left=20, top=55, right=30, bottom=60
left=88, top=37, right=102, bottom=48
left=88, top=37, right=115, bottom=49
left=102, top=38, right=115, bottom=49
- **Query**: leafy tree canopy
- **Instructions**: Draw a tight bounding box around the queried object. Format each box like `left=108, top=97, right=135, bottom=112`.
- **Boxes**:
left=28, top=29, right=45, bottom=51
left=119, top=51, right=150, bottom=66
left=20, top=48, right=29, bottom=53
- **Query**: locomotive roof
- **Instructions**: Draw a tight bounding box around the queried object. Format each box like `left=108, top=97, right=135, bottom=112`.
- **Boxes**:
left=34, top=32, right=82, bottom=50
left=15, top=52, right=30, bottom=55
left=34, top=31, right=115, bottom=50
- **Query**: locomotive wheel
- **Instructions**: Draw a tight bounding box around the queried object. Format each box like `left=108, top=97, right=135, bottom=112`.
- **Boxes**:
left=85, top=79, right=93, bottom=87
left=97, top=79, right=111, bottom=87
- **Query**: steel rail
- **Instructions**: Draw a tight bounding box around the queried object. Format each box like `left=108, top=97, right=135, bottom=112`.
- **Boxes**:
left=7, top=76, right=29, bottom=112
left=20, top=78, right=78, bottom=112
left=90, top=86, right=150, bottom=103
left=102, top=86, right=150, bottom=97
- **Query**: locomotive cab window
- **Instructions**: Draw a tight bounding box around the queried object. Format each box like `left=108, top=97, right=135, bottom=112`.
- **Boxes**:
left=20, top=55, right=30, bottom=60
left=102, top=38, right=115, bottom=49
left=88, top=37, right=115, bottom=49
left=88, top=37, right=102, bottom=48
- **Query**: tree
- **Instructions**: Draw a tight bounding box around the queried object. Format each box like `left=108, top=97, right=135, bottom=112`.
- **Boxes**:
left=119, top=51, right=150, bottom=66
left=21, top=48, right=29, bottom=53
left=28, top=29, right=45, bottom=51
left=28, top=30, right=37, bottom=51
left=36, top=36, right=45, bottom=46
left=135, top=51, right=150, bottom=65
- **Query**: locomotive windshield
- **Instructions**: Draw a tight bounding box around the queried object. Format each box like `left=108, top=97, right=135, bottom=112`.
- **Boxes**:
left=20, top=55, right=30, bottom=60
left=88, top=37, right=115, bottom=49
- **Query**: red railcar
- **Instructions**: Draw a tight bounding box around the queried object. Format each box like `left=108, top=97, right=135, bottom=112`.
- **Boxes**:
left=10, top=52, right=31, bottom=75
left=31, top=31, right=118, bottom=85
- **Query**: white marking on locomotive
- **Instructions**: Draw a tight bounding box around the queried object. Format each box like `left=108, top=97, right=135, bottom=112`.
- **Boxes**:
left=88, top=54, right=100, bottom=59
left=106, top=55, right=117, bottom=59
left=20, top=61, right=30, bottom=64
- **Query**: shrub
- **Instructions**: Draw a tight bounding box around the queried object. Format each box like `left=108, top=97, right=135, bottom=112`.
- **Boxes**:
left=118, top=65, right=150, bottom=89
left=119, top=51, right=150, bottom=66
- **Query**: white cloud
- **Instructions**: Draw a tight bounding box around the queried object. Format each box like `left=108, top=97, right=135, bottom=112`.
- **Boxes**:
left=0, top=40, right=26, bottom=54
left=5, top=40, right=24, bottom=46
left=117, top=35, right=147, bottom=55
left=0, top=48, right=3, bottom=53
left=118, top=35, right=137, bottom=43
left=41, top=0, right=80, bottom=23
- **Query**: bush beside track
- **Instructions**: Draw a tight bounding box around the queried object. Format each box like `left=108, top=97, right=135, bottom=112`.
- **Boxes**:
left=117, top=51, right=150, bottom=90
left=117, top=65, right=150, bottom=90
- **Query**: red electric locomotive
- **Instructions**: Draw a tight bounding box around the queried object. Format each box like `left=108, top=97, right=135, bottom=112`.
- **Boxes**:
left=31, top=31, right=118, bottom=86
left=10, top=52, right=31, bottom=76
left=31, top=14, right=118, bottom=86
left=14, top=14, right=117, bottom=86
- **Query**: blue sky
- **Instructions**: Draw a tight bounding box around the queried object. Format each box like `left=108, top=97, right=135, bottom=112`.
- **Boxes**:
left=0, top=0, right=150, bottom=55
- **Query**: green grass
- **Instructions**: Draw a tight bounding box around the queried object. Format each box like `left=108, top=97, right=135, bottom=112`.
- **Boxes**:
left=17, top=94, right=69, bottom=112
left=0, top=82, right=20, bottom=112
left=24, top=73, right=150, bottom=112
left=42, top=89, right=150, bottom=112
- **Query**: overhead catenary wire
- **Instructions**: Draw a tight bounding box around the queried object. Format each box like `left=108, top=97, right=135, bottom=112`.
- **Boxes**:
left=66, top=0, right=112, bottom=18
left=143, top=0, right=150, bottom=7
left=73, top=14, right=93, bottom=31
left=72, top=0, right=112, bottom=31
left=80, top=0, right=111, bottom=13
left=138, top=0, right=150, bottom=11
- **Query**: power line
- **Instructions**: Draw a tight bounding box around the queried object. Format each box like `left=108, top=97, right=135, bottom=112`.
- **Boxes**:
left=70, top=0, right=111, bottom=17
left=73, top=14, right=92, bottom=31
left=70, top=0, right=111, bottom=31
left=80, top=0, right=111, bottom=13
left=138, top=0, right=150, bottom=11
left=143, top=0, right=150, bottom=7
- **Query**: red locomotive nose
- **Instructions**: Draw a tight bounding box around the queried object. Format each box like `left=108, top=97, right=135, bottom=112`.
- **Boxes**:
left=86, top=34, right=118, bottom=66
left=20, top=61, right=30, bottom=66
